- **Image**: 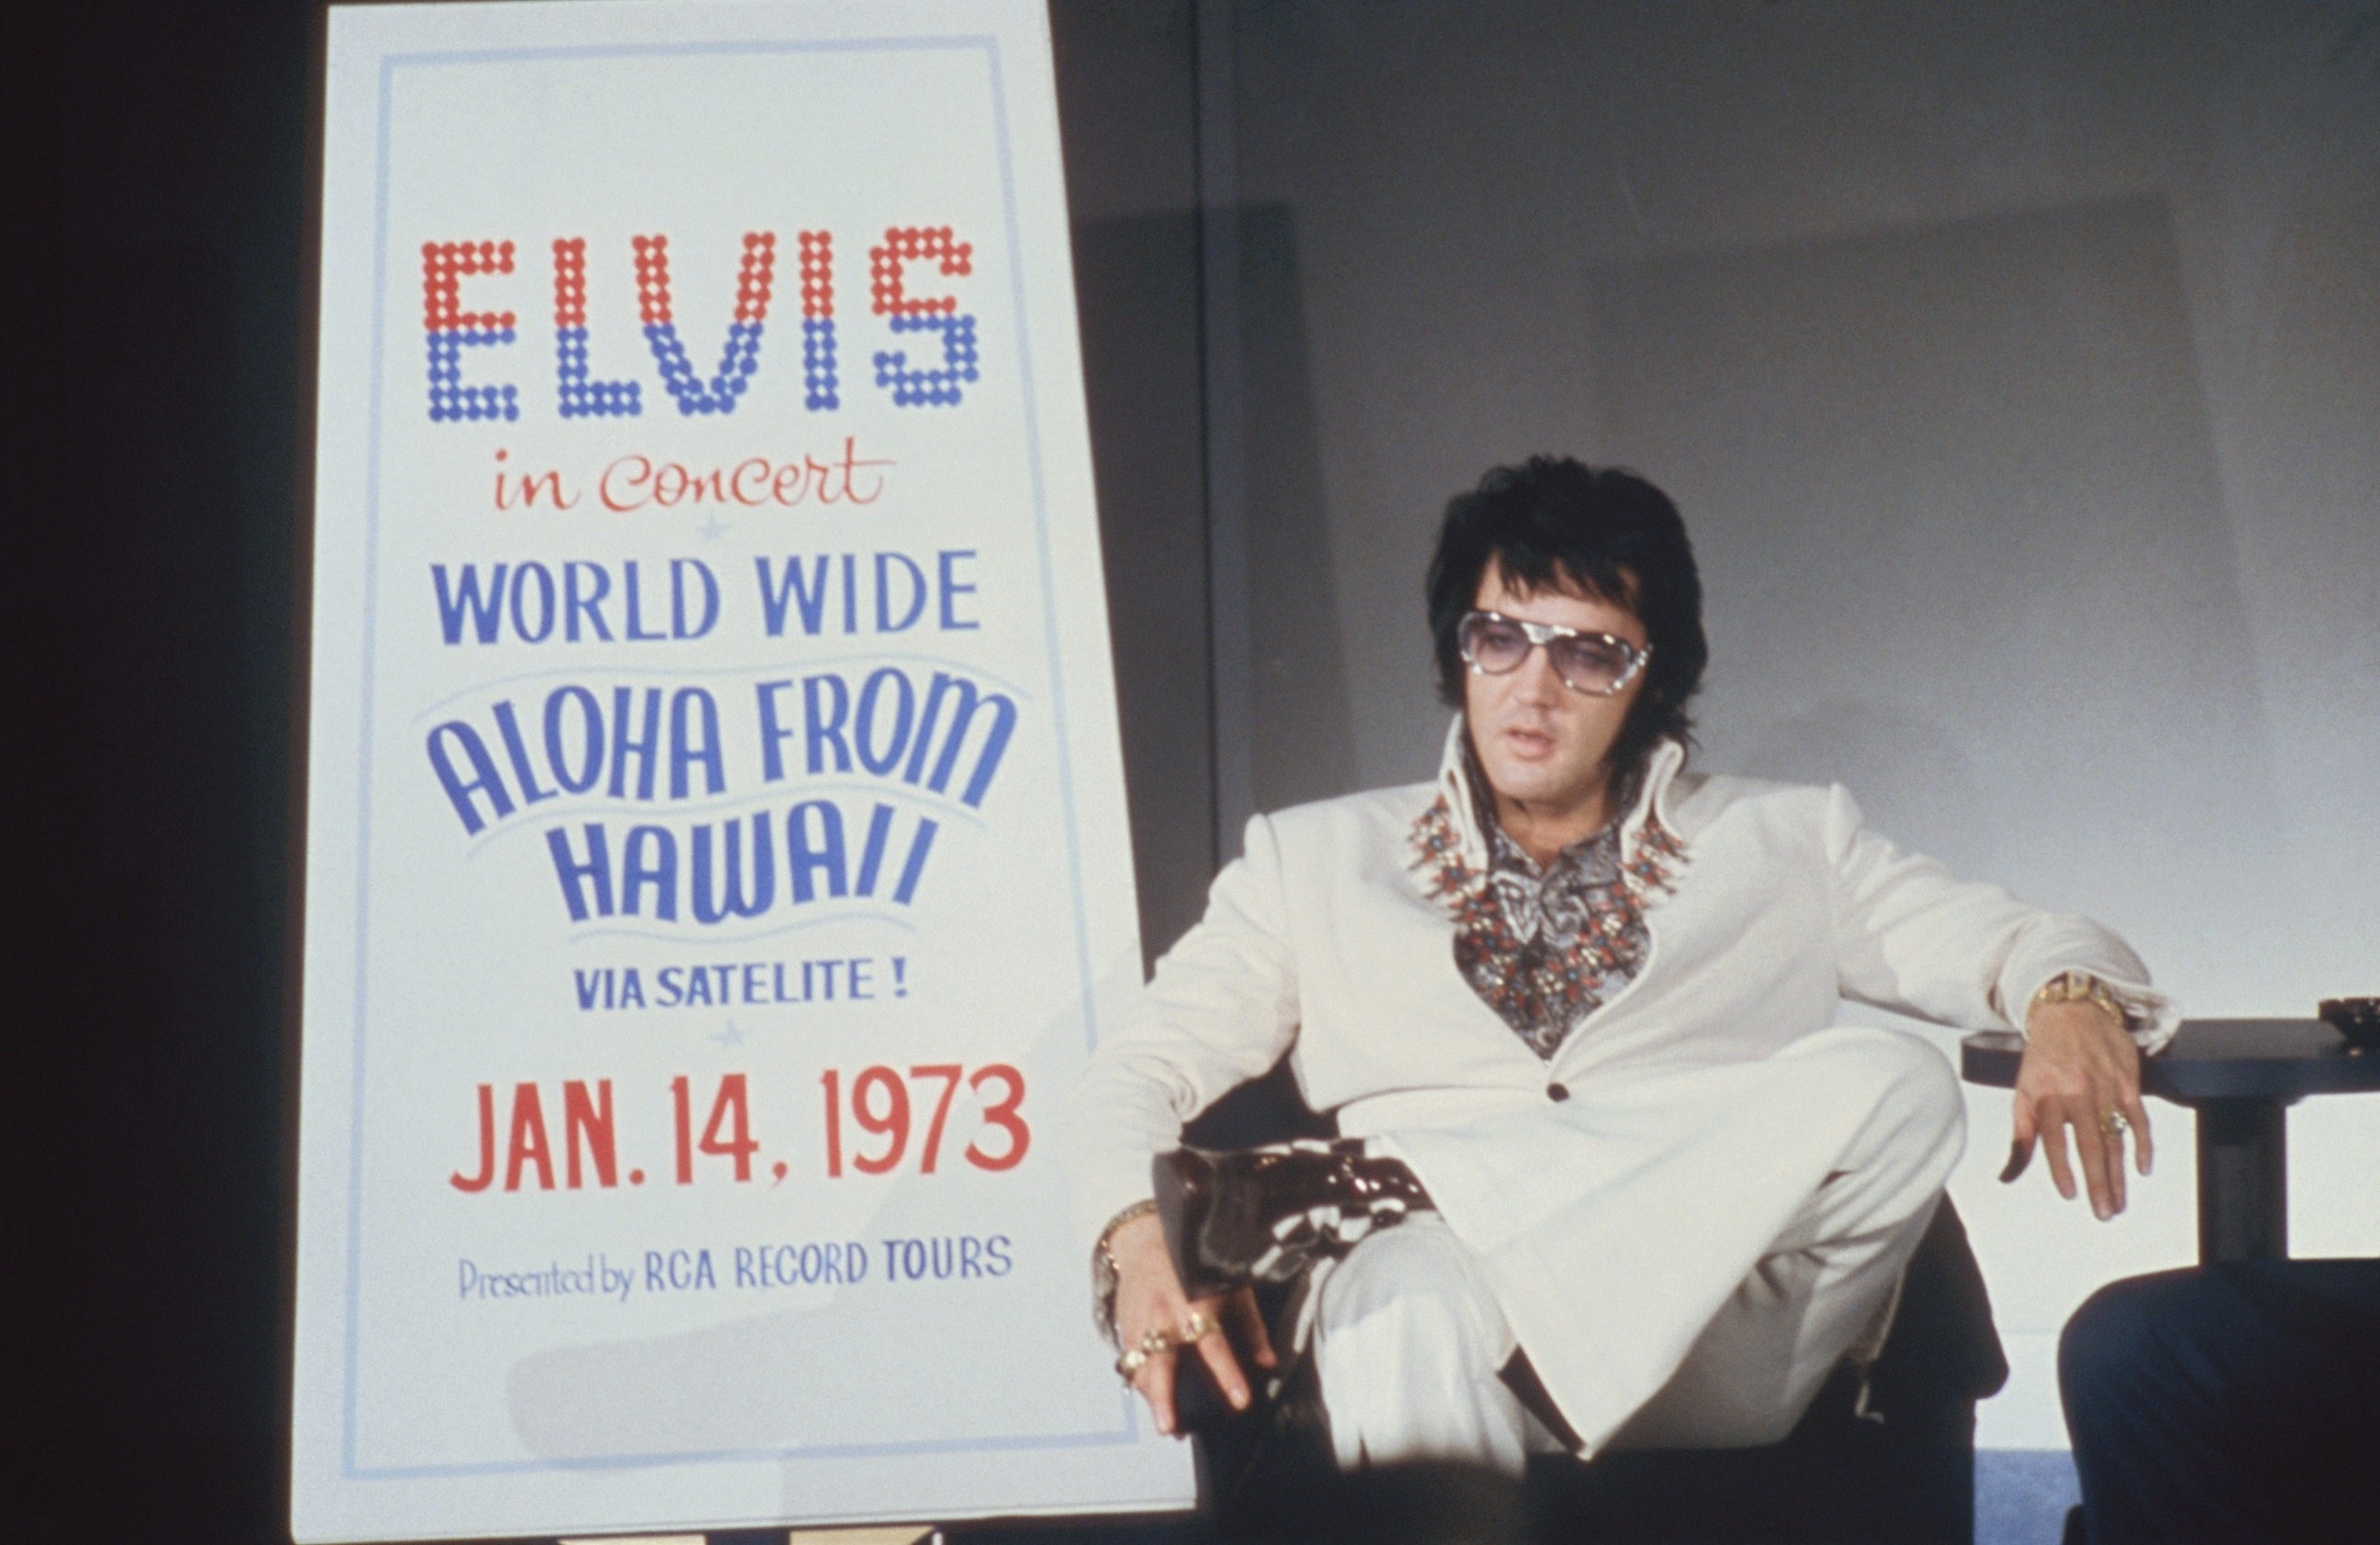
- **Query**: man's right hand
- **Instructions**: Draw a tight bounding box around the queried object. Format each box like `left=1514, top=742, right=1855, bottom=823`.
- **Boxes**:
left=1107, top=1211, right=1276, bottom=1436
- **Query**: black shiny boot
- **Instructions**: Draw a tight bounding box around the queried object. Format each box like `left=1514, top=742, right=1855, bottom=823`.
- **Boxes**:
left=1153, top=1138, right=1434, bottom=1298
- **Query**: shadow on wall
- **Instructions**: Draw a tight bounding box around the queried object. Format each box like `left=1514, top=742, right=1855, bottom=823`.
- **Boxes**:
left=1241, top=204, right=1362, bottom=814
left=1068, top=203, right=1361, bottom=949
left=1584, top=193, right=2279, bottom=894
left=1070, top=204, right=1362, bottom=944
left=1072, top=210, right=1214, bottom=960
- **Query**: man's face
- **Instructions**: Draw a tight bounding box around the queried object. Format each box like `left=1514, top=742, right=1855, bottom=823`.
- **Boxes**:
left=1463, top=557, right=1649, bottom=825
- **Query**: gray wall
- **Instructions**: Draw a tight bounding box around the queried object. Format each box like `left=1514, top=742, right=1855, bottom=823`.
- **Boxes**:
left=1064, top=0, right=2377, bottom=1447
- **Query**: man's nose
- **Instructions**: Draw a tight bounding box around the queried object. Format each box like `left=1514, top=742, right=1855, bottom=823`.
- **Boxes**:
left=1512, top=642, right=1565, bottom=701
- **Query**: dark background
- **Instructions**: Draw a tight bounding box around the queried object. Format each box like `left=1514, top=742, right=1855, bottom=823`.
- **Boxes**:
left=29, top=3, right=317, bottom=1538
left=23, top=5, right=1210, bottom=1539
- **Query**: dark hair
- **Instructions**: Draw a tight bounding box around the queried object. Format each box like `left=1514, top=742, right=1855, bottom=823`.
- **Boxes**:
left=1425, top=457, right=1708, bottom=777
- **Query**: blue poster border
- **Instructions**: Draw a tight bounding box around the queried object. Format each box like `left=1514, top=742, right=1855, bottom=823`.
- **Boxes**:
left=338, top=33, right=1136, bottom=1482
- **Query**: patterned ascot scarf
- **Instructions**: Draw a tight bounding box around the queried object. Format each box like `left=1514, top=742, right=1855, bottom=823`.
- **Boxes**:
left=1406, top=723, right=1689, bottom=1060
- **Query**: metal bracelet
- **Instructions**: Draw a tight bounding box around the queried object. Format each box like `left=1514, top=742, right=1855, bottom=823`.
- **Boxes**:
left=1090, top=1197, right=1159, bottom=1346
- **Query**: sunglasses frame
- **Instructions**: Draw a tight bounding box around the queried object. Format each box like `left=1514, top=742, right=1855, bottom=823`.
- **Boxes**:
left=1456, top=610, right=1653, bottom=697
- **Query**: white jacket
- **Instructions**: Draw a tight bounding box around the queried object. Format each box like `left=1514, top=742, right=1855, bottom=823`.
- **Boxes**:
left=1070, top=729, right=2176, bottom=1252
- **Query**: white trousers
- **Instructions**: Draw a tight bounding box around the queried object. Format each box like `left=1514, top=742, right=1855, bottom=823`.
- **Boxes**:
left=1312, top=1027, right=1965, bottom=1473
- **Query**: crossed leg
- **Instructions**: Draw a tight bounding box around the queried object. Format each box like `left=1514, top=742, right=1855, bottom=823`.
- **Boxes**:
left=1312, top=1027, right=1965, bottom=1471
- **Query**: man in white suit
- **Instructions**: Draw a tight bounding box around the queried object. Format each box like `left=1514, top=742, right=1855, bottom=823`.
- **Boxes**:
left=1073, top=458, right=2172, bottom=1472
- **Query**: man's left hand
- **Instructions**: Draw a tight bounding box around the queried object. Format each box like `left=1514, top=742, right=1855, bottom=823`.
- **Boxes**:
left=2004, top=1001, right=2151, bottom=1219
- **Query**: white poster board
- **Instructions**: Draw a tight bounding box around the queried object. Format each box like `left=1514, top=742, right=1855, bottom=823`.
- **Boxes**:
left=291, top=3, right=1190, bottom=1538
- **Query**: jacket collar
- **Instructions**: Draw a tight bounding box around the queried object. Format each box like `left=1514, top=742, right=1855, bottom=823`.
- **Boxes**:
left=1426, top=713, right=1687, bottom=877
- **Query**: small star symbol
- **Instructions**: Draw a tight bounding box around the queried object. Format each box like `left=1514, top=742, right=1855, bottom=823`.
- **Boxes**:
left=713, top=1021, right=746, bottom=1048
left=698, top=515, right=730, bottom=541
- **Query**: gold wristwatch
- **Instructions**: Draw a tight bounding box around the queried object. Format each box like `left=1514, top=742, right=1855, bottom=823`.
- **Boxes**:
left=2029, top=970, right=2128, bottom=1029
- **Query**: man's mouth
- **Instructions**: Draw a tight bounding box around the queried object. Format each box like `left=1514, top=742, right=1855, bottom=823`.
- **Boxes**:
left=1501, top=724, right=1557, bottom=758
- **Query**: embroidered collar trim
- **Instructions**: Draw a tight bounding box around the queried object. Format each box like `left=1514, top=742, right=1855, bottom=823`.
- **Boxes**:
left=1405, top=716, right=1688, bottom=910
left=1404, top=716, right=1692, bottom=1058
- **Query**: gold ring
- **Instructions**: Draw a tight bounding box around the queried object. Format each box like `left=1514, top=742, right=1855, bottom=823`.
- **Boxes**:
left=2100, top=1109, right=2131, bottom=1137
left=1114, top=1346, right=1151, bottom=1381
left=1138, top=1327, right=1174, bottom=1355
left=1180, top=1311, right=1217, bottom=1342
